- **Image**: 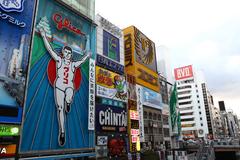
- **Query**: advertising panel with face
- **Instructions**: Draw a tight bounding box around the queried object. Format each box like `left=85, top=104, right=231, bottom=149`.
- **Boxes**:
left=134, top=27, right=157, bottom=72
left=96, top=66, right=127, bottom=102
left=20, top=0, right=95, bottom=152
left=0, top=0, right=36, bottom=123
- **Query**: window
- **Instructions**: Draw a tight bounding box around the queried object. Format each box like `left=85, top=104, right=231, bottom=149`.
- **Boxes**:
left=195, top=85, right=198, bottom=87
left=179, top=101, right=192, bottom=105
left=199, top=112, right=202, bottom=114
left=177, top=85, right=192, bottom=90
left=149, top=112, right=152, bottom=119
left=198, top=100, right=200, bottom=103
left=200, top=117, right=202, bottom=120
left=144, top=111, right=148, bottom=119
left=158, top=114, right=161, bottom=121
left=181, top=118, right=194, bottom=122
left=196, top=90, right=198, bottom=93
left=178, top=90, right=191, bottom=95
left=179, top=106, right=193, bottom=111
left=159, top=128, right=162, bottom=134
left=197, top=95, right=199, bottom=98
left=153, top=113, right=157, bottom=120
left=198, top=106, right=201, bottom=109
left=178, top=96, right=191, bottom=100
left=180, top=112, right=194, bottom=116
left=144, top=127, right=148, bottom=134
left=201, top=123, right=203, bottom=126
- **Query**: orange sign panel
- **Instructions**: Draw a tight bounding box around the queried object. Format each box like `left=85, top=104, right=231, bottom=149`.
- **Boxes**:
left=0, top=144, right=16, bottom=157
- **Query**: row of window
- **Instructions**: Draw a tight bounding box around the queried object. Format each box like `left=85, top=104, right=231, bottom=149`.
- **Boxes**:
left=177, top=85, right=192, bottom=90
left=144, top=127, right=163, bottom=134
left=144, top=111, right=162, bottom=121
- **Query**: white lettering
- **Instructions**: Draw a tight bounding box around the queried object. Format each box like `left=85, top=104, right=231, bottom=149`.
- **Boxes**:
left=99, top=111, right=105, bottom=125
left=0, top=11, right=26, bottom=28
left=0, top=148, right=6, bottom=154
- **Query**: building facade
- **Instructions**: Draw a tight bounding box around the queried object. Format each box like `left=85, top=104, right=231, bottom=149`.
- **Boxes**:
left=95, top=14, right=127, bottom=158
left=174, top=65, right=209, bottom=139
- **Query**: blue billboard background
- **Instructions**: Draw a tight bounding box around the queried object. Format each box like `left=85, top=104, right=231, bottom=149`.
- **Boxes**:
left=0, top=0, right=36, bottom=123
left=103, top=30, right=120, bottom=62
left=20, top=0, right=95, bottom=153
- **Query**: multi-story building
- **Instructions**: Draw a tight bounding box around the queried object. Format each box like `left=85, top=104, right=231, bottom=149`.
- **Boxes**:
left=202, top=85, right=215, bottom=138
left=159, top=74, right=171, bottom=150
left=211, top=106, right=223, bottom=139
left=174, top=65, right=209, bottom=139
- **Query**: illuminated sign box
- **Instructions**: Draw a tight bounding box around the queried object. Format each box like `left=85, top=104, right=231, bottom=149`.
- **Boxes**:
left=123, top=26, right=160, bottom=92
left=96, top=66, right=127, bottom=102
left=174, top=65, right=193, bottom=80
left=0, top=125, right=20, bottom=137
left=96, top=54, right=124, bottom=75
left=131, top=129, right=139, bottom=136
left=129, top=110, right=139, bottom=120
left=142, top=86, right=162, bottom=110
left=0, top=144, right=16, bottom=158
left=95, top=104, right=127, bottom=133
left=131, top=136, right=137, bottom=143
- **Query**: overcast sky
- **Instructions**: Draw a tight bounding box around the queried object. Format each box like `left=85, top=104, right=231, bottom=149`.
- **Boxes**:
left=96, top=0, right=240, bottom=117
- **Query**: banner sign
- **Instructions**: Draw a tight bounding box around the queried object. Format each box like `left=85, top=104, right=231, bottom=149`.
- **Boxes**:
left=0, top=0, right=36, bottom=123
left=131, top=136, right=137, bottom=143
left=95, top=104, right=127, bottom=133
left=96, top=54, right=124, bottom=75
left=96, top=66, right=127, bottom=102
left=88, top=58, right=95, bottom=130
left=142, top=86, right=162, bottom=109
left=97, top=97, right=125, bottom=108
left=129, top=110, right=139, bottom=120
left=131, top=129, right=139, bottom=136
left=0, top=144, right=16, bottom=158
left=0, top=124, right=20, bottom=136
left=20, top=0, right=95, bottom=153
left=174, top=65, right=193, bottom=80
left=136, top=85, right=144, bottom=142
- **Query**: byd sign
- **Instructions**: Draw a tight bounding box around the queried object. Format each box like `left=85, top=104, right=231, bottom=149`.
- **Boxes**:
left=174, top=65, right=193, bottom=80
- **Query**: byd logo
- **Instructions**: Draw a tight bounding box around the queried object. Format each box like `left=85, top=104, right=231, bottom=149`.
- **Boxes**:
left=174, top=65, right=193, bottom=80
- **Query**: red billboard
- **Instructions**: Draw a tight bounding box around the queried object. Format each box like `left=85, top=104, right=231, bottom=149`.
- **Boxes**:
left=174, top=65, right=193, bottom=80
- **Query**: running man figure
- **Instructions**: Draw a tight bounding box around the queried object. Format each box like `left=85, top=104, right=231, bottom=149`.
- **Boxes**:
left=40, top=28, right=90, bottom=146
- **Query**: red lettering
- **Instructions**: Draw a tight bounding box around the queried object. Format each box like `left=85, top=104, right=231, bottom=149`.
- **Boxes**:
left=52, top=13, right=85, bottom=36
left=63, top=66, right=69, bottom=84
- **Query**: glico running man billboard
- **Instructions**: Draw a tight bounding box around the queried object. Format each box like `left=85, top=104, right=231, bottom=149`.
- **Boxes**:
left=0, top=0, right=36, bottom=123
left=20, top=0, right=95, bottom=153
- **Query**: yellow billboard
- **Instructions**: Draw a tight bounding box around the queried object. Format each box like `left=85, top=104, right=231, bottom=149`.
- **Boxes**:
left=123, top=26, right=160, bottom=93
left=123, top=26, right=135, bottom=74
left=135, top=63, right=159, bottom=92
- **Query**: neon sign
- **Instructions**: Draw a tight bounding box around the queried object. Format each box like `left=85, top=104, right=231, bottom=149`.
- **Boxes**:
left=52, top=13, right=84, bottom=36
